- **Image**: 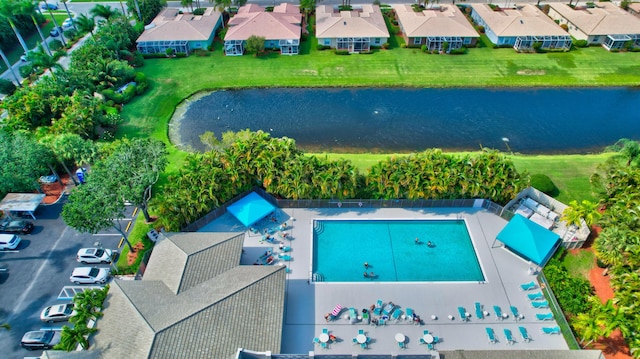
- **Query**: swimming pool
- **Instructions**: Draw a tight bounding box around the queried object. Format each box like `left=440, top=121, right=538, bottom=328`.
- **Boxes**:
left=312, top=220, right=484, bottom=282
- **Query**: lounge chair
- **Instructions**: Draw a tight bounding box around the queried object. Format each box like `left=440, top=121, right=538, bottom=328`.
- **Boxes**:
left=520, top=281, right=537, bottom=291
left=504, top=329, right=515, bottom=345
left=349, top=308, right=358, bottom=323
left=278, top=254, right=292, bottom=261
left=392, top=308, right=403, bottom=320
left=362, top=312, right=370, bottom=324
left=541, top=326, right=561, bottom=335
left=373, top=300, right=383, bottom=315
left=493, top=305, right=505, bottom=320
left=383, top=302, right=395, bottom=316
left=528, top=292, right=544, bottom=301
left=329, top=304, right=342, bottom=320
left=519, top=326, right=531, bottom=343
left=458, top=306, right=469, bottom=321
left=510, top=306, right=522, bottom=321
left=475, top=302, right=484, bottom=319
left=406, top=308, right=414, bottom=321
left=536, top=312, right=554, bottom=321
left=378, top=317, right=386, bottom=326
left=532, top=300, right=549, bottom=309
left=486, top=327, right=497, bottom=343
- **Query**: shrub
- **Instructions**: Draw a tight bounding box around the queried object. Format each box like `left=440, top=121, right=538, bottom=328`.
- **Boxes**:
left=316, top=45, right=331, bottom=50
left=19, top=64, right=33, bottom=78
left=193, top=8, right=205, bottom=15
left=175, top=52, right=187, bottom=58
left=476, top=25, right=485, bottom=34
left=381, top=43, right=390, bottom=49
left=0, top=79, right=17, bottom=96
left=573, top=40, right=588, bottom=48
left=335, top=50, right=350, bottom=55
left=134, top=72, right=148, bottom=94
left=122, top=84, right=137, bottom=103
left=560, top=23, right=569, bottom=32
left=530, top=174, right=557, bottom=195
left=450, top=47, right=467, bottom=55
left=338, top=5, right=352, bottom=11
left=544, top=251, right=594, bottom=316
left=165, top=48, right=175, bottom=56
left=142, top=52, right=167, bottom=59
left=421, top=45, right=427, bottom=52
left=102, top=89, right=124, bottom=104
left=132, top=51, right=145, bottom=67
left=359, top=50, right=374, bottom=54
left=49, top=40, right=63, bottom=51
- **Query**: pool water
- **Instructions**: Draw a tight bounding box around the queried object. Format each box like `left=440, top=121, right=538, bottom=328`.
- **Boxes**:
left=313, top=220, right=484, bottom=282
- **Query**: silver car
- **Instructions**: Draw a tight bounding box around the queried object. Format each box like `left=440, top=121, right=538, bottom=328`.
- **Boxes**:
left=69, top=267, right=110, bottom=284
left=40, top=303, right=76, bottom=323
left=76, top=248, right=113, bottom=264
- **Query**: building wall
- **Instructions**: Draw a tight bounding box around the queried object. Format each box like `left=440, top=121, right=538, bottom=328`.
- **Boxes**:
left=470, top=8, right=500, bottom=45
left=546, top=7, right=589, bottom=42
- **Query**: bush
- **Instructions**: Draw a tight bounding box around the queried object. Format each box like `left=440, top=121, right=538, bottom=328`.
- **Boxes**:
left=102, top=89, right=124, bottom=104
left=450, top=47, right=467, bottom=55
left=122, top=84, right=137, bottom=103
left=175, top=52, right=187, bottom=58
left=573, top=39, right=588, bottom=48
left=19, top=64, right=33, bottom=78
left=316, top=45, right=331, bottom=50
left=560, top=23, right=569, bottom=32
left=165, top=48, right=175, bottom=56
left=132, top=51, right=145, bottom=67
left=142, top=52, right=167, bottom=59
left=335, top=50, right=350, bottom=55
left=530, top=174, right=557, bottom=195
left=381, top=43, right=390, bottom=49
left=476, top=25, right=485, bottom=34
left=193, top=8, right=205, bottom=15
left=359, top=50, right=374, bottom=54
left=0, top=79, right=17, bottom=96
left=544, top=252, right=594, bottom=316
left=49, top=39, right=63, bottom=51
left=421, top=45, right=427, bottom=52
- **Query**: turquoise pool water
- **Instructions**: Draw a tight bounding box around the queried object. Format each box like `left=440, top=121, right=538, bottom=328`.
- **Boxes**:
left=313, top=220, right=484, bottom=282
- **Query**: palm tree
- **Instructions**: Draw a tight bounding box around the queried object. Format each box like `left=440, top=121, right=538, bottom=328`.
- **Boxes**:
left=29, top=44, right=63, bottom=80
left=0, top=48, right=21, bottom=86
left=59, top=325, right=96, bottom=350
left=59, top=0, right=77, bottom=31
left=181, top=0, right=194, bottom=12
left=75, top=14, right=96, bottom=39
left=0, top=0, right=29, bottom=53
left=90, top=4, right=120, bottom=23
left=43, top=1, right=66, bottom=46
left=21, top=0, right=52, bottom=56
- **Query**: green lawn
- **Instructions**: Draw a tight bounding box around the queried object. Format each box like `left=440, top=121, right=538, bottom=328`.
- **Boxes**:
left=0, top=14, right=70, bottom=73
left=563, top=249, right=595, bottom=280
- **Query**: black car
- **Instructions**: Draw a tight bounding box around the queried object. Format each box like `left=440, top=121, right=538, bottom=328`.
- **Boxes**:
left=0, top=218, right=34, bottom=234
left=21, top=330, right=61, bottom=350
left=50, top=26, right=63, bottom=37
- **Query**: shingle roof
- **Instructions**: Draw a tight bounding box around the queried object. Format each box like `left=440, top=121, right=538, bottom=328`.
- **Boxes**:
left=471, top=4, right=568, bottom=37
left=224, top=4, right=302, bottom=41
left=549, top=3, right=640, bottom=35
left=315, top=4, right=390, bottom=38
left=393, top=4, right=479, bottom=38
left=136, top=8, right=221, bottom=42
left=91, top=232, right=287, bottom=359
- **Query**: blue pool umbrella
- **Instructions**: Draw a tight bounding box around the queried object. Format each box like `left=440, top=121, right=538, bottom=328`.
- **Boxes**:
left=227, top=192, right=277, bottom=227
left=495, top=214, right=561, bottom=266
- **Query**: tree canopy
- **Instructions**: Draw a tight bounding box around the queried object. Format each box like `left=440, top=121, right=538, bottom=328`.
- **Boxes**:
left=0, top=131, right=53, bottom=196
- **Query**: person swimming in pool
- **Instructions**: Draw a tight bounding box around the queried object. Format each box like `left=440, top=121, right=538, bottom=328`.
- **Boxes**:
left=363, top=272, right=369, bottom=278
left=427, top=240, right=433, bottom=247
left=415, top=237, right=419, bottom=244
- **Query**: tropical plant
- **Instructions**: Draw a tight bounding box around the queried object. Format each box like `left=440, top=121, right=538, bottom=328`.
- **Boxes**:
left=90, top=4, right=121, bottom=23
left=0, top=0, right=29, bottom=53
left=245, top=35, right=266, bottom=55
left=0, top=131, right=54, bottom=196
left=75, top=14, right=96, bottom=39
left=0, top=48, right=21, bottom=86
left=20, top=0, right=52, bottom=56
left=56, top=325, right=96, bottom=351
left=28, top=44, right=64, bottom=80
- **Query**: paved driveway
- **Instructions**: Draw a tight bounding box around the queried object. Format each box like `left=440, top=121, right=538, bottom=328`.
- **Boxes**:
left=0, top=197, right=136, bottom=359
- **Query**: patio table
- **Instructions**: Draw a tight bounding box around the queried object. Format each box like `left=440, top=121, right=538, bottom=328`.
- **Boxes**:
left=356, top=334, right=367, bottom=344
left=319, top=333, right=329, bottom=343
left=423, top=334, right=434, bottom=344
left=395, top=333, right=405, bottom=343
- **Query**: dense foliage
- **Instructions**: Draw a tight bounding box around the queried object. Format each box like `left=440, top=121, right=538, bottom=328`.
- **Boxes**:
left=0, top=131, right=53, bottom=195
left=126, top=0, right=166, bottom=24
left=55, top=286, right=109, bottom=351
left=544, top=249, right=594, bottom=317
left=0, top=10, right=41, bottom=52
left=153, top=131, right=526, bottom=231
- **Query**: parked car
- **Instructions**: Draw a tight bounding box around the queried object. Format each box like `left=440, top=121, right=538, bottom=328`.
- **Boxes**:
left=21, top=330, right=61, bottom=350
left=40, top=303, right=76, bottom=323
left=0, top=234, right=21, bottom=250
left=0, top=218, right=34, bottom=234
left=62, top=18, right=75, bottom=29
left=76, top=248, right=113, bottom=264
left=69, top=267, right=110, bottom=284
left=40, top=2, right=58, bottom=10
left=49, top=26, right=63, bottom=37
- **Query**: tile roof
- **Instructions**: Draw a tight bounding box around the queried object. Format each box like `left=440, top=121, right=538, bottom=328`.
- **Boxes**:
left=315, top=4, right=390, bottom=38
left=393, top=4, right=479, bottom=38
left=91, top=232, right=287, bottom=359
left=224, top=3, right=302, bottom=41
left=549, top=2, right=640, bottom=35
left=136, top=8, right=221, bottom=43
left=630, top=3, right=640, bottom=14
left=471, top=4, right=568, bottom=37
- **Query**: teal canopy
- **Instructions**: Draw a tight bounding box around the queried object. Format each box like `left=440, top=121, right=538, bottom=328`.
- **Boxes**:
left=227, top=192, right=276, bottom=227
left=496, top=214, right=561, bottom=266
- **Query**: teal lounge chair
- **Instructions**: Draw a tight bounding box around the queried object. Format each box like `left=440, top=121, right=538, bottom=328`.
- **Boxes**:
left=458, top=306, right=469, bottom=321
left=406, top=307, right=414, bottom=321
left=536, top=312, right=554, bottom=321
left=486, top=327, right=497, bottom=343
left=528, top=292, right=544, bottom=301
left=349, top=308, right=358, bottom=323
left=504, top=329, right=515, bottom=345
left=373, top=299, right=383, bottom=315
left=532, top=300, right=549, bottom=309
left=510, top=306, right=521, bottom=321
left=541, top=326, right=561, bottom=335
left=493, top=305, right=504, bottom=320
left=475, top=302, right=484, bottom=319
left=520, top=281, right=537, bottom=291
left=383, top=302, right=395, bottom=315
left=392, top=308, right=403, bottom=320
left=519, top=326, right=531, bottom=343
left=278, top=254, right=292, bottom=261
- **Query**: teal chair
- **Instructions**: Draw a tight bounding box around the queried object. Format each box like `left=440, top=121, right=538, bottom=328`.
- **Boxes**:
left=519, top=326, right=532, bottom=342
left=486, top=327, right=497, bottom=343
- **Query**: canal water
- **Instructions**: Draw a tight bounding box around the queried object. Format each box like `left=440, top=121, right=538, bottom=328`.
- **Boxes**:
left=171, top=87, right=640, bottom=154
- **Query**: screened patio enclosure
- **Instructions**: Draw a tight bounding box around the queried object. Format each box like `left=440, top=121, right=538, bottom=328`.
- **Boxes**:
left=514, top=35, right=571, bottom=51
left=137, top=40, right=189, bottom=55
left=225, top=40, right=244, bottom=56
left=279, top=39, right=299, bottom=55
left=603, top=34, right=640, bottom=50
left=337, top=37, right=370, bottom=53
left=426, top=36, right=463, bottom=52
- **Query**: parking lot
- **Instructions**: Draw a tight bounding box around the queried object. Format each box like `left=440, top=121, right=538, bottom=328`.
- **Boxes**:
left=0, top=198, right=137, bottom=358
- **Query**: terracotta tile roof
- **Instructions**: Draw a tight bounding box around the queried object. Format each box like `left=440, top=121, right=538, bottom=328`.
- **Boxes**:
left=549, top=2, right=640, bottom=35
left=315, top=4, right=390, bottom=38
left=471, top=4, right=568, bottom=37
left=136, top=8, right=221, bottom=42
left=393, top=4, right=479, bottom=38
left=224, top=3, right=302, bottom=41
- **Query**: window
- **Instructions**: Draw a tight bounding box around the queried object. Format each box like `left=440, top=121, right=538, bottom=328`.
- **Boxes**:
left=324, top=39, right=330, bottom=46
left=413, top=37, right=421, bottom=45
left=463, top=37, right=471, bottom=44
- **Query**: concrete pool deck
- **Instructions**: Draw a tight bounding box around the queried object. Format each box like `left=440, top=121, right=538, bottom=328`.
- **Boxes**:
left=199, top=207, right=569, bottom=355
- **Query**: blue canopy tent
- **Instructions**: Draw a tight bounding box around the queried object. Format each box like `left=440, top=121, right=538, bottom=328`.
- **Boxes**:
left=227, top=192, right=276, bottom=227
left=495, top=214, right=561, bottom=267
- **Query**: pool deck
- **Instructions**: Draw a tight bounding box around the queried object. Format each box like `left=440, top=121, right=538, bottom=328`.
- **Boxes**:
left=200, top=207, right=568, bottom=355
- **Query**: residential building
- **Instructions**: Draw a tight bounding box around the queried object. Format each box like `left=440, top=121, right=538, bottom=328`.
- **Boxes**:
left=315, top=4, right=390, bottom=53
left=629, top=3, right=640, bottom=17
left=224, top=3, right=302, bottom=56
left=136, top=8, right=222, bottom=55
left=393, top=4, right=479, bottom=52
left=547, top=3, right=640, bottom=50
left=469, top=4, right=571, bottom=51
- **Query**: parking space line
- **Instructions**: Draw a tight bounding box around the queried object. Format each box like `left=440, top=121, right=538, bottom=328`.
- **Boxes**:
left=93, top=233, right=123, bottom=236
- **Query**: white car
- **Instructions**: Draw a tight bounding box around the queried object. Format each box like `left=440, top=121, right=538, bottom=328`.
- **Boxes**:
left=40, top=303, right=76, bottom=323
left=76, top=248, right=113, bottom=264
left=0, top=234, right=21, bottom=250
left=62, top=18, right=74, bottom=29
left=69, top=267, right=110, bottom=284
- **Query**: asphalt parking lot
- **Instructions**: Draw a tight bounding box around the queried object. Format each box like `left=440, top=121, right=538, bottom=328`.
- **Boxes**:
left=0, top=196, right=137, bottom=359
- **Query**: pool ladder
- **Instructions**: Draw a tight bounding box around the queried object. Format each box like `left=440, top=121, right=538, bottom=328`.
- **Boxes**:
left=313, top=221, right=325, bottom=235
left=312, top=272, right=324, bottom=282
